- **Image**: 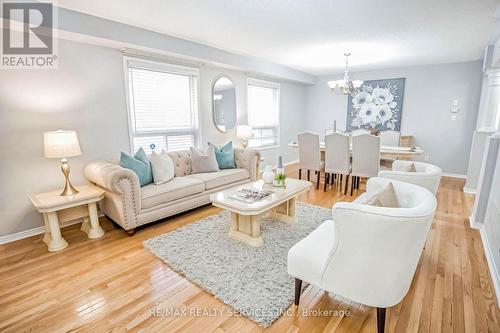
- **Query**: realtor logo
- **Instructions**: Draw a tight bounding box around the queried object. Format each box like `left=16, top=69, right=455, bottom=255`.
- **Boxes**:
left=1, top=1, right=57, bottom=68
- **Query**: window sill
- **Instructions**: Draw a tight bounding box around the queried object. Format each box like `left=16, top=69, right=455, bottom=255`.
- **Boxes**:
left=254, top=145, right=280, bottom=151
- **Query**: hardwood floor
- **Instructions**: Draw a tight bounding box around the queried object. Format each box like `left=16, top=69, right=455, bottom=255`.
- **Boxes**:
left=1, top=167, right=499, bottom=332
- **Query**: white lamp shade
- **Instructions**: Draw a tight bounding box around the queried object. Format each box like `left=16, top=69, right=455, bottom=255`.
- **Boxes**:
left=236, top=125, right=253, bottom=140
left=43, top=130, right=82, bottom=158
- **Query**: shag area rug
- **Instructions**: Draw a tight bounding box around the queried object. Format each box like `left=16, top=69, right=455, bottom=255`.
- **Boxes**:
left=143, top=203, right=331, bottom=327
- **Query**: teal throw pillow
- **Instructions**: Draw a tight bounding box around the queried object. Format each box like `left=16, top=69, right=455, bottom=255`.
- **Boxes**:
left=120, top=148, right=153, bottom=186
left=210, top=141, right=235, bottom=169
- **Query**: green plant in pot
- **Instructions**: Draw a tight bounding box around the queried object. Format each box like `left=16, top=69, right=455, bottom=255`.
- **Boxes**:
left=274, top=173, right=286, bottom=188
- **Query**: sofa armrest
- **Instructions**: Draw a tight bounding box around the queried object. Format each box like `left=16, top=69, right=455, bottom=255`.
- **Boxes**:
left=84, top=160, right=141, bottom=229
left=84, top=160, right=140, bottom=195
left=234, top=148, right=261, bottom=180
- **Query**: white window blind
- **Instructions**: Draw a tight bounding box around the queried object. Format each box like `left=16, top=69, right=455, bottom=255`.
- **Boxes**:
left=247, top=78, right=280, bottom=148
left=125, top=58, right=199, bottom=153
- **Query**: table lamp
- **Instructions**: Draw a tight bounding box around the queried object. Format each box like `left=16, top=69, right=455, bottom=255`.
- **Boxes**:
left=43, top=130, right=82, bottom=196
left=236, top=125, right=253, bottom=148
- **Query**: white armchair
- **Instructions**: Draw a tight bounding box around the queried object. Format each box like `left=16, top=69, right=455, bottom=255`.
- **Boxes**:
left=287, top=177, right=437, bottom=333
left=378, top=160, right=442, bottom=195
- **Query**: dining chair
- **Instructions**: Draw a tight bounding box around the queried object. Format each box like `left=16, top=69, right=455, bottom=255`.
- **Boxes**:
left=288, top=177, right=437, bottom=333
left=380, top=130, right=401, bottom=146
left=351, top=133, right=380, bottom=195
left=297, top=132, right=324, bottom=190
left=351, top=128, right=371, bottom=136
left=324, top=133, right=350, bottom=194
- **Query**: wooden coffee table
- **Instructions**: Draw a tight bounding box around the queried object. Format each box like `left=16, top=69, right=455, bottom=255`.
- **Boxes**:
left=210, top=179, right=311, bottom=247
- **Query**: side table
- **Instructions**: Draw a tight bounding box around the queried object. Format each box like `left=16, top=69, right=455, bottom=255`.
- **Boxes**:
left=29, top=185, right=105, bottom=252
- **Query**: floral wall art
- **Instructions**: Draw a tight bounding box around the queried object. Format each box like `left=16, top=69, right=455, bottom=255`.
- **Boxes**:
left=346, top=78, right=405, bottom=131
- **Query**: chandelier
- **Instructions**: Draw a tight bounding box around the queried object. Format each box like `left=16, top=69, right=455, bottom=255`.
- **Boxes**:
left=327, top=53, right=363, bottom=97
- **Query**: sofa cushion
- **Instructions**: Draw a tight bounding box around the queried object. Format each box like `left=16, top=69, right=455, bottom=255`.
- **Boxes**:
left=186, top=168, right=250, bottom=190
left=141, top=177, right=205, bottom=209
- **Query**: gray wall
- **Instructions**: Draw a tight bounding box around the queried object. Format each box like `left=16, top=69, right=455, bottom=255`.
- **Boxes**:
left=0, top=38, right=306, bottom=237
left=306, top=61, right=483, bottom=175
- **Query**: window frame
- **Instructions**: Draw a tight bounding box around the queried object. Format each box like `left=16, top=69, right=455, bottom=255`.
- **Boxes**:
left=123, top=56, right=201, bottom=154
left=246, top=77, right=280, bottom=149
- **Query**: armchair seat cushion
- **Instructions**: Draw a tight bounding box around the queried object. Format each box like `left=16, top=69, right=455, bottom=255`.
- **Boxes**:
left=186, top=168, right=249, bottom=190
left=141, top=177, right=205, bottom=209
left=288, top=220, right=338, bottom=287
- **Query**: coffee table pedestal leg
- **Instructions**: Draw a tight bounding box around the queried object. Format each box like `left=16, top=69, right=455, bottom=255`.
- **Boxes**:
left=229, top=212, right=264, bottom=247
left=271, top=197, right=297, bottom=223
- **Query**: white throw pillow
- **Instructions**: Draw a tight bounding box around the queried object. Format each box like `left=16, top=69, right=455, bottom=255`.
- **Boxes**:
left=402, top=163, right=417, bottom=172
left=150, top=150, right=175, bottom=185
left=363, top=182, right=401, bottom=208
left=190, top=146, right=220, bottom=173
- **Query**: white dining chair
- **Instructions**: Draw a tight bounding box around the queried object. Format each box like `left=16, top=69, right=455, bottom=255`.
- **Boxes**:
left=351, top=128, right=371, bottom=136
left=351, top=133, right=380, bottom=195
left=324, top=133, right=350, bottom=194
left=380, top=130, right=401, bottom=147
left=288, top=177, right=437, bottom=333
left=297, top=132, right=324, bottom=190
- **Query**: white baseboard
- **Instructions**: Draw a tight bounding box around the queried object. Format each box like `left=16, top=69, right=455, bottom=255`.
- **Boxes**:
left=442, top=172, right=467, bottom=179
left=0, top=219, right=82, bottom=245
left=284, top=160, right=299, bottom=167
left=468, top=214, right=482, bottom=229
left=479, top=227, right=500, bottom=308
left=0, top=212, right=104, bottom=245
left=463, top=187, right=476, bottom=195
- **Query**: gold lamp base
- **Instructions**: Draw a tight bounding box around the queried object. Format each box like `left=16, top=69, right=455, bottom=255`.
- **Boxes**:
left=60, top=158, right=79, bottom=196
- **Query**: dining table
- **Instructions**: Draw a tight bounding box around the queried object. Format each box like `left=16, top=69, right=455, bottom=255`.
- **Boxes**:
left=288, top=142, right=424, bottom=160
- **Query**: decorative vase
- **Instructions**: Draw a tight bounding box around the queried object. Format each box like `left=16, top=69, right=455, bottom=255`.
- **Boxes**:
left=262, top=165, right=274, bottom=184
left=276, top=155, right=284, bottom=176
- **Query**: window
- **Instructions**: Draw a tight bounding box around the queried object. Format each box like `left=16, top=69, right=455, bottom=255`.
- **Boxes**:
left=247, top=78, right=280, bottom=148
left=125, top=58, right=199, bottom=153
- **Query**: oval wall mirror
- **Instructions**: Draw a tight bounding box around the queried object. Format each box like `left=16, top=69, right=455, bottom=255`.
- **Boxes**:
left=213, top=76, right=236, bottom=133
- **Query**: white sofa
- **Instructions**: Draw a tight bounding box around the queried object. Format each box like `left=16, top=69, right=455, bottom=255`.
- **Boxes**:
left=84, top=148, right=260, bottom=234
left=378, top=160, right=442, bottom=195
left=288, top=177, right=437, bottom=333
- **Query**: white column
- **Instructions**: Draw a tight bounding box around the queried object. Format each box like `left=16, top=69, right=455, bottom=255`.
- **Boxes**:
left=476, top=69, right=500, bottom=130
left=464, top=69, right=500, bottom=193
left=469, top=133, right=500, bottom=228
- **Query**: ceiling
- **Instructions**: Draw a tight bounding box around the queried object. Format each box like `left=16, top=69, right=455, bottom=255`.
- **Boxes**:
left=56, top=0, right=499, bottom=76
